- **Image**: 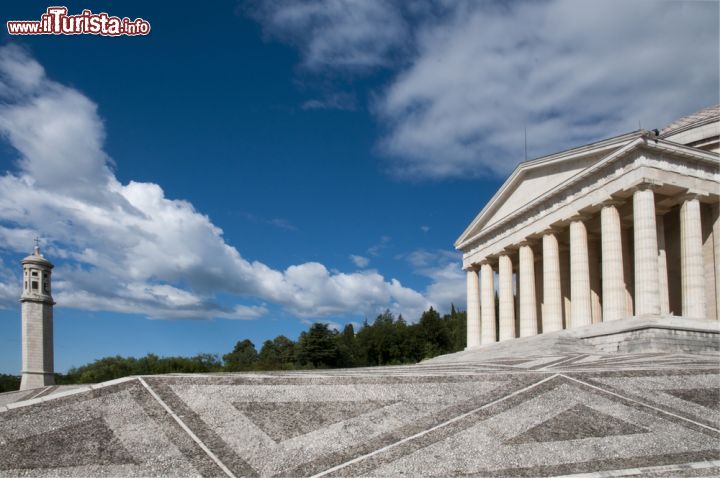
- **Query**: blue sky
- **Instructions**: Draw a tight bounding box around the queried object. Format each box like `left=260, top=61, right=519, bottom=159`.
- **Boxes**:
left=0, top=0, right=717, bottom=374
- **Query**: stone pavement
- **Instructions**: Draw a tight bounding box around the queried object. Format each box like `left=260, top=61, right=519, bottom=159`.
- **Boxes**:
left=1, top=348, right=718, bottom=477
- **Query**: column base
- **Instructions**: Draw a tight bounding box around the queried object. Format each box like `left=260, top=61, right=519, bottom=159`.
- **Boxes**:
left=20, top=371, right=55, bottom=390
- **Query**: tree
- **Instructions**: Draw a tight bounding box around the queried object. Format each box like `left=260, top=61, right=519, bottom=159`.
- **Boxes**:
left=400, top=321, right=424, bottom=363
left=355, top=310, right=415, bottom=365
left=445, top=304, right=467, bottom=352
left=258, top=340, right=279, bottom=369
left=223, top=339, right=258, bottom=371
left=297, top=323, right=339, bottom=367
left=40, top=306, right=472, bottom=385
left=258, top=336, right=297, bottom=370
left=273, top=335, right=298, bottom=367
left=64, top=356, right=137, bottom=383
left=57, top=353, right=224, bottom=384
left=336, top=323, right=357, bottom=367
left=417, top=307, right=451, bottom=359
left=0, top=374, right=20, bottom=393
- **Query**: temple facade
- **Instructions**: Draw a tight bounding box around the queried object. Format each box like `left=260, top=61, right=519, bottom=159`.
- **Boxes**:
left=457, top=106, right=720, bottom=348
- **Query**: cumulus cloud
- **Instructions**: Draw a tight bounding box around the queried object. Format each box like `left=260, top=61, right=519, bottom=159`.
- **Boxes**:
left=0, top=44, right=434, bottom=321
left=247, top=0, right=719, bottom=179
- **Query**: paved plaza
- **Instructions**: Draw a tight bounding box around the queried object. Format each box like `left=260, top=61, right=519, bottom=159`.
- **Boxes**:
left=1, top=331, right=718, bottom=477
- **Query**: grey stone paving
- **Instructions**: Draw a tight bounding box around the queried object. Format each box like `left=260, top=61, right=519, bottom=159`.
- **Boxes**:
left=0, top=330, right=718, bottom=476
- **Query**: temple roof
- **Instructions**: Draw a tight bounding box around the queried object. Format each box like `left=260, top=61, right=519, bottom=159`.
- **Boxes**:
left=660, top=104, right=720, bottom=137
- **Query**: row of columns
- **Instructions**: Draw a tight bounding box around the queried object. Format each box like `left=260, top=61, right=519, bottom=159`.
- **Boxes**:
left=466, top=186, right=710, bottom=346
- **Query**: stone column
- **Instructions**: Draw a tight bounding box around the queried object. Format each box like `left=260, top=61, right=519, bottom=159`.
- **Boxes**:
left=656, top=212, right=670, bottom=316
left=519, top=243, right=538, bottom=337
left=466, top=268, right=481, bottom=348
left=633, top=186, right=660, bottom=316
left=498, top=253, right=515, bottom=341
left=570, top=217, right=592, bottom=328
left=542, top=231, right=563, bottom=332
left=601, top=202, right=626, bottom=321
left=480, top=262, right=497, bottom=344
left=680, top=195, right=706, bottom=318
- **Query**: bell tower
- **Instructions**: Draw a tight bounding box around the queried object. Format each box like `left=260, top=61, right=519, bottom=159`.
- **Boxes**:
left=20, top=240, right=55, bottom=390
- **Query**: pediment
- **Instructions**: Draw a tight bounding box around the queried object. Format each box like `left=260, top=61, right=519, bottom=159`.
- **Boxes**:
left=455, top=132, right=642, bottom=250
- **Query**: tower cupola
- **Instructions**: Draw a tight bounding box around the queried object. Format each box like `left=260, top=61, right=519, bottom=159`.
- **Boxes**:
left=21, top=243, right=54, bottom=304
left=19, top=240, right=55, bottom=390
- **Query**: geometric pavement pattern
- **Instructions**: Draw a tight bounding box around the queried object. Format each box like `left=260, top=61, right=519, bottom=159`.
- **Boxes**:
left=0, top=352, right=718, bottom=477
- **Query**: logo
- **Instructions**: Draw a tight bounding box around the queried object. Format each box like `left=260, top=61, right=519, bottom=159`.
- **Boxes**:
left=7, top=7, right=151, bottom=36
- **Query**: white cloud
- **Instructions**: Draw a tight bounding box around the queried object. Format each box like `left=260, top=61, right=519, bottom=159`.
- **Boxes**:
left=349, top=255, right=369, bottom=268
left=246, top=0, right=410, bottom=71
left=400, top=249, right=465, bottom=311
left=0, top=259, right=19, bottom=309
left=0, top=44, right=433, bottom=321
left=379, top=0, right=719, bottom=178
left=247, top=0, right=719, bottom=179
left=420, top=225, right=430, bottom=233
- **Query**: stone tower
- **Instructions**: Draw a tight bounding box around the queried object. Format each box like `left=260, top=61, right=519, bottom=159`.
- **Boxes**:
left=20, top=243, right=55, bottom=390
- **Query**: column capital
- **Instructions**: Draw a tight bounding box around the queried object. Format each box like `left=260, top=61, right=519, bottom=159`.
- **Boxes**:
left=478, top=254, right=499, bottom=267
left=630, top=182, right=661, bottom=194
left=599, top=198, right=624, bottom=209
left=677, top=192, right=706, bottom=203
left=539, top=225, right=565, bottom=236
left=659, top=191, right=708, bottom=209
left=463, top=265, right=479, bottom=272
left=567, top=213, right=591, bottom=223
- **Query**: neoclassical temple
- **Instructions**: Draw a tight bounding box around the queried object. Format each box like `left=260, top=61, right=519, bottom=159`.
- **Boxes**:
left=457, top=105, right=720, bottom=348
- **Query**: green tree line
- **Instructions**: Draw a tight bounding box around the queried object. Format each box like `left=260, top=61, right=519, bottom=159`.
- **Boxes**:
left=0, top=374, right=20, bottom=393
left=0, top=306, right=466, bottom=391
